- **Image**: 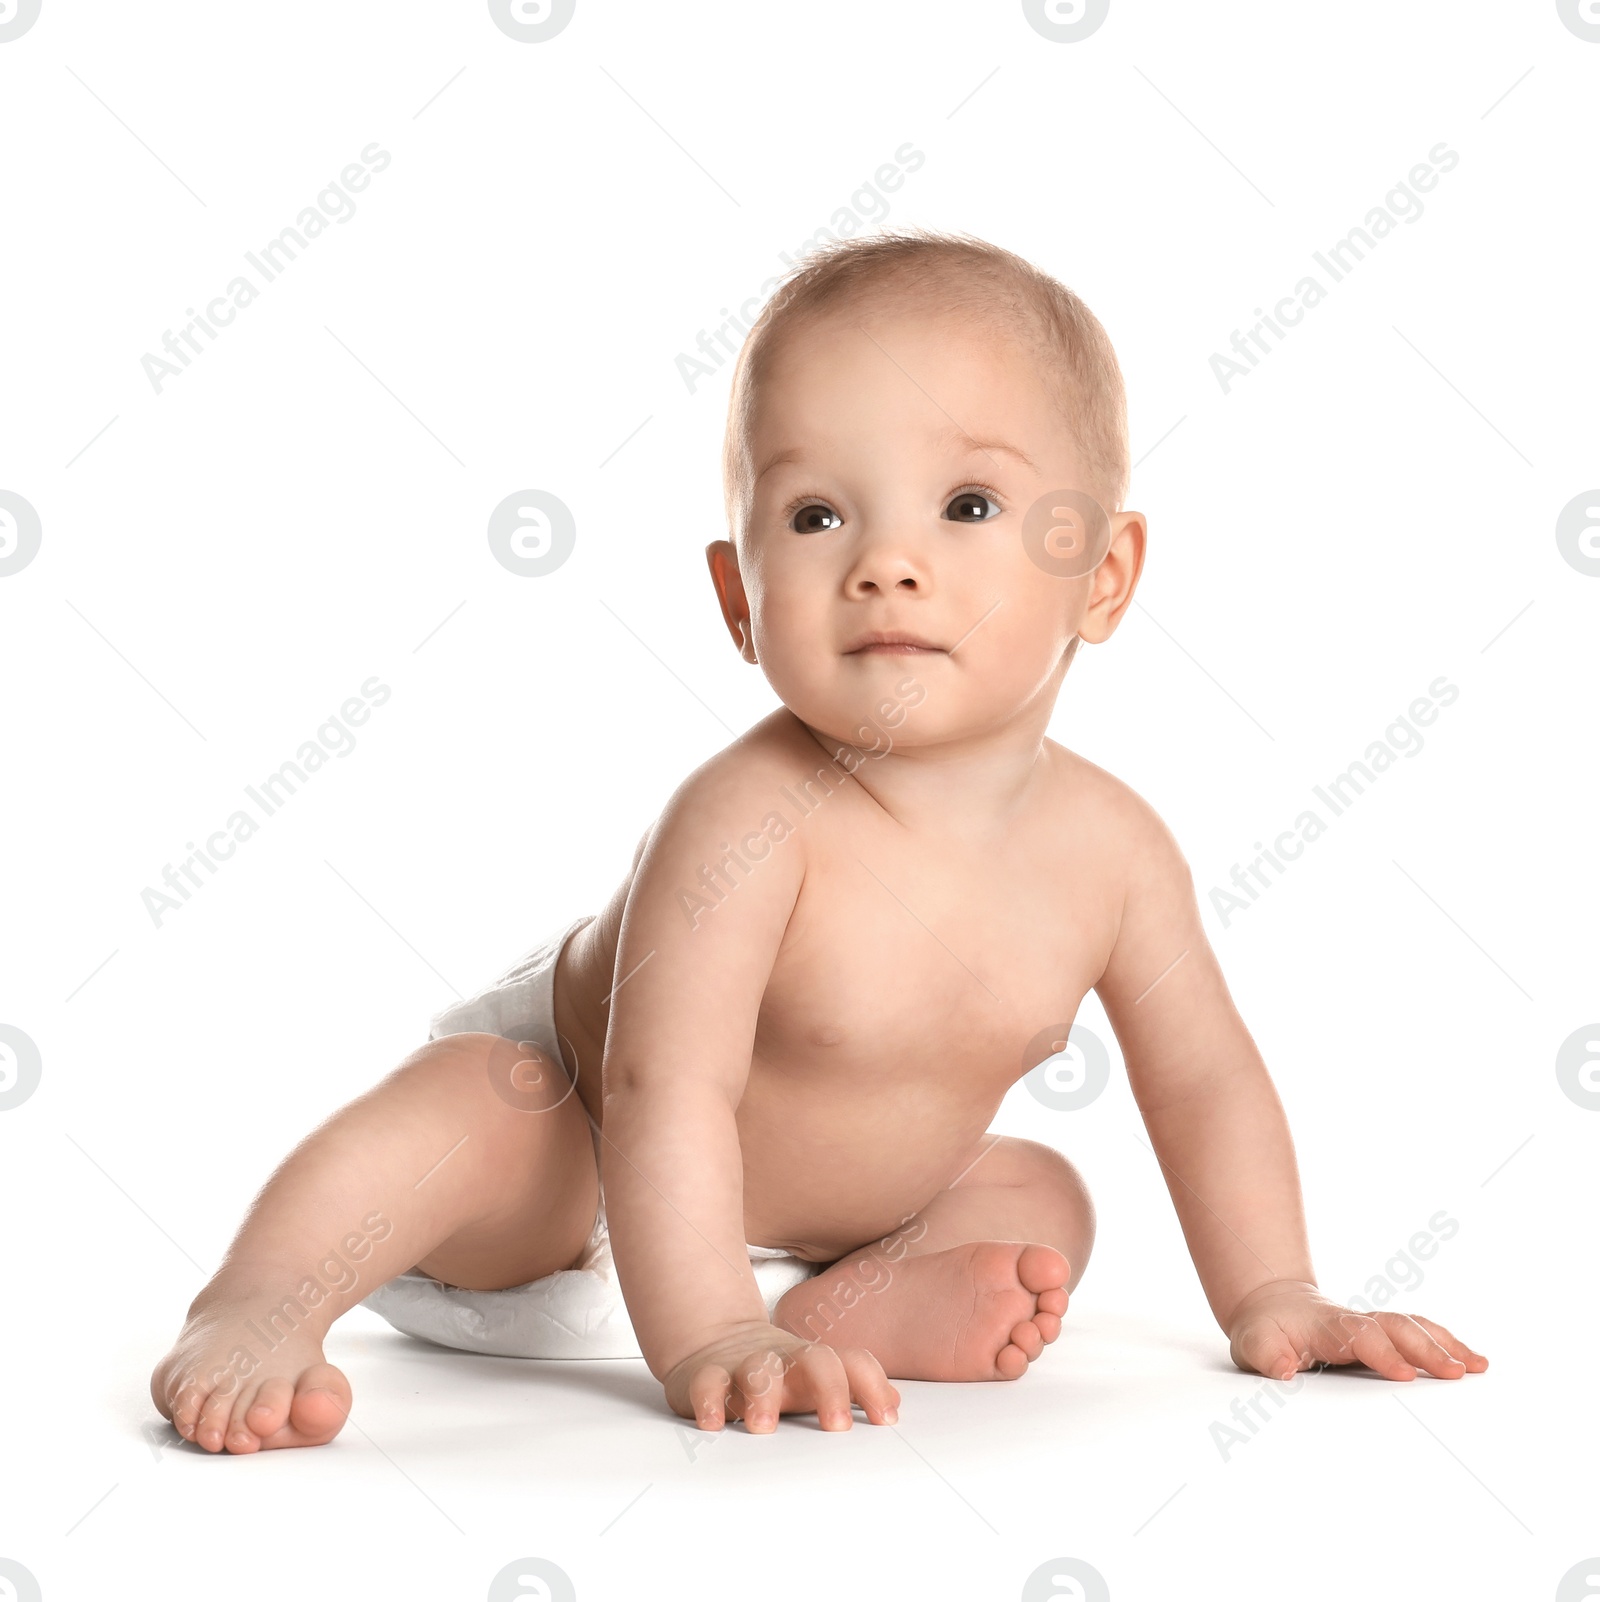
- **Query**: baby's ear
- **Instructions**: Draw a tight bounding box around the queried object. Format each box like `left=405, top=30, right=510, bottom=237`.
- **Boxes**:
left=705, top=540, right=758, bottom=663
left=1076, top=510, right=1146, bottom=646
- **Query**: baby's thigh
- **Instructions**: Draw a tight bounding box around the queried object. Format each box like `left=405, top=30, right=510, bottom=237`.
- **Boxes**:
left=406, top=1032, right=600, bottom=1292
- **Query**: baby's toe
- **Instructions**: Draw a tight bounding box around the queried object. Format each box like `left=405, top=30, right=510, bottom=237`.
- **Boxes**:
left=194, top=1386, right=238, bottom=1453
left=1010, top=1319, right=1044, bottom=1361
left=168, top=1378, right=206, bottom=1440
left=287, top=1366, right=351, bottom=1442
left=1036, top=1286, right=1069, bottom=1317
left=1017, top=1244, right=1070, bottom=1295
left=994, top=1341, right=1030, bottom=1380
left=225, top=1385, right=266, bottom=1454
left=246, top=1378, right=296, bottom=1440
left=1033, top=1310, right=1063, bottom=1343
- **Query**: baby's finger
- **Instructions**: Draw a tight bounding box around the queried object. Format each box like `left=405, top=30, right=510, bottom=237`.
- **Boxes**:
left=687, top=1364, right=735, bottom=1432
left=1332, top=1314, right=1416, bottom=1381
left=1405, top=1314, right=1489, bottom=1372
left=834, top=1345, right=900, bottom=1424
left=733, top=1349, right=791, bottom=1434
left=789, top=1341, right=854, bottom=1430
left=1375, top=1313, right=1467, bottom=1380
left=1232, top=1321, right=1301, bottom=1383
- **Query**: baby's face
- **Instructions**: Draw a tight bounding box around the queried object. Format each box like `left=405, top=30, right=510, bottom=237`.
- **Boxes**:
left=709, top=301, right=1138, bottom=755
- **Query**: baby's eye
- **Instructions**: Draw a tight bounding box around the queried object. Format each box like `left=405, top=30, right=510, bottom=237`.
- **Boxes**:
left=789, top=503, right=843, bottom=534
left=943, top=489, right=1002, bottom=523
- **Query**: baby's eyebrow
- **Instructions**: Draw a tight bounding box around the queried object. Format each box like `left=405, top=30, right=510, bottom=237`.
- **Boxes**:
left=753, top=445, right=805, bottom=484
left=754, top=434, right=1036, bottom=485
left=939, top=429, right=1037, bottom=472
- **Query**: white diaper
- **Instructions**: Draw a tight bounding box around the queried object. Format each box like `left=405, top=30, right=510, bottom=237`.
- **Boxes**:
left=358, top=916, right=820, bottom=1360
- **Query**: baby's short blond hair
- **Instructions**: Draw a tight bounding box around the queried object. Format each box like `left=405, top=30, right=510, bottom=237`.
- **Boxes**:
left=720, top=227, right=1129, bottom=540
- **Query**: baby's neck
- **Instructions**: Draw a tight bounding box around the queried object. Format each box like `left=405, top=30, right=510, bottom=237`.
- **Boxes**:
left=799, top=711, right=1056, bottom=839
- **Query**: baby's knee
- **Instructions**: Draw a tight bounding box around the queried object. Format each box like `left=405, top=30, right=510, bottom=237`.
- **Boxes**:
left=1008, top=1138, right=1097, bottom=1278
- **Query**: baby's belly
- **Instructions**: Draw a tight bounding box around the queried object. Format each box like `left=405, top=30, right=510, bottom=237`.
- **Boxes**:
left=557, top=913, right=1073, bottom=1263
left=734, top=1070, right=1001, bottom=1262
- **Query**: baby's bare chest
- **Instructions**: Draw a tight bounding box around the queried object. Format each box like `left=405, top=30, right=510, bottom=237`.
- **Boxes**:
left=753, top=840, right=1117, bottom=1096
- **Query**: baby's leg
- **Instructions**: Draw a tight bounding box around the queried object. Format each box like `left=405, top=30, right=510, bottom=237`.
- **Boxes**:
left=151, top=1031, right=597, bottom=1453
left=772, top=1136, right=1091, bottom=1383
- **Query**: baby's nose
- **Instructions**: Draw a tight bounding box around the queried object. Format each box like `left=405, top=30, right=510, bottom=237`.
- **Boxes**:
left=844, top=531, right=925, bottom=593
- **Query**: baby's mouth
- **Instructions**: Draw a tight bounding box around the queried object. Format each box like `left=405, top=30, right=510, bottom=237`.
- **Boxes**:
left=843, top=631, right=946, bottom=655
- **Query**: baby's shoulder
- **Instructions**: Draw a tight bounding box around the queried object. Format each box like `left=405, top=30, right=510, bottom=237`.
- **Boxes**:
left=1041, top=739, right=1190, bottom=881
left=641, top=712, right=827, bottom=851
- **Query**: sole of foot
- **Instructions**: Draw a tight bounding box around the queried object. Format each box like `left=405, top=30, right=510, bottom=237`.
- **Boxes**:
left=774, top=1240, right=1070, bottom=1383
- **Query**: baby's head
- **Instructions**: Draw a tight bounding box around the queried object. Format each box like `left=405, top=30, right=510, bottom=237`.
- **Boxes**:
left=706, top=228, right=1145, bottom=756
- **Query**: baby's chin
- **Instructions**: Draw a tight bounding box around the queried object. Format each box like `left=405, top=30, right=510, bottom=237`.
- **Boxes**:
left=763, top=675, right=924, bottom=745
left=765, top=653, right=1056, bottom=757
left=786, top=702, right=991, bottom=765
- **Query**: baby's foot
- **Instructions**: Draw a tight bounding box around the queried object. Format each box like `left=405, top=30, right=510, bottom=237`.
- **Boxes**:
left=773, top=1241, right=1069, bottom=1382
left=150, top=1297, right=351, bottom=1454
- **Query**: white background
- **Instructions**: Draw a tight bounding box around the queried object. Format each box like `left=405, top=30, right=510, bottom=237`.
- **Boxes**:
left=2, top=2, right=1596, bottom=1599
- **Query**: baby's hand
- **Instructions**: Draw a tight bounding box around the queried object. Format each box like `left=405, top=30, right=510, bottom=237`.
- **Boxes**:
left=1228, top=1279, right=1488, bottom=1382
left=663, top=1321, right=901, bottom=1433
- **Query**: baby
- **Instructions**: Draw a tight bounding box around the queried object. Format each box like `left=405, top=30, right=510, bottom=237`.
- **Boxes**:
left=151, top=229, right=1486, bottom=1450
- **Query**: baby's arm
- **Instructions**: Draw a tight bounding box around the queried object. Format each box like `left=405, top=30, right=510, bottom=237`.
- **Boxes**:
left=1095, top=793, right=1487, bottom=1383
left=598, top=754, right=899, bottom=1431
